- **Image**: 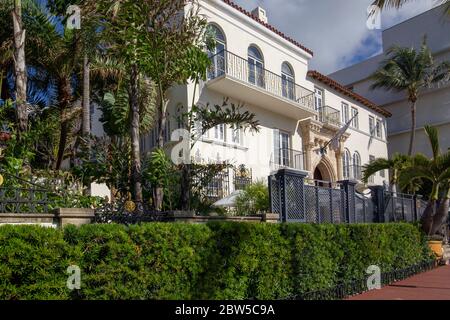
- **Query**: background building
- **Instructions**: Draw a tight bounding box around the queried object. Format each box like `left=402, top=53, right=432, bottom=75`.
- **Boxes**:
left=330, top=4, right=450, bottom=158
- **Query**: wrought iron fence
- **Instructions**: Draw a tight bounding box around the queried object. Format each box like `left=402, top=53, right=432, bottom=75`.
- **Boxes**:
left=269, top=169, right=423, bottom=224
left=297, top=259, right=435, bottom=300
left=0, top=186, right=51, bottom=213
left=383, top=191, right=416, bottom=222
left=233, top=165, right=252, bottom=191
left=0, top=171, right=54, bottom=213
left=208, top=49, right=315, bottom=111
left=94, top=201, right=168, bottom=224
left=303, top=179, right=346, bottom=223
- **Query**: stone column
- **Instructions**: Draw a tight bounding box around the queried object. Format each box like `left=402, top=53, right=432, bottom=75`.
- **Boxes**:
left=335, top=147, right=343, bottom=181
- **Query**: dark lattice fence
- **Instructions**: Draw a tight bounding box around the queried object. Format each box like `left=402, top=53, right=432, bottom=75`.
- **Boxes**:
left=303, top=182, right=345, bottom=223
left=269, top=169, right=422, bottom=224
left=384, top=192, right=416, bottom=222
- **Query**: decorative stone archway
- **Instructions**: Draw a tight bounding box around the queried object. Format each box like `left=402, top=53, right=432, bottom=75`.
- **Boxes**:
left=313, top=156, right=336, bottom=182
left=298, top=118, right=350, bottom=182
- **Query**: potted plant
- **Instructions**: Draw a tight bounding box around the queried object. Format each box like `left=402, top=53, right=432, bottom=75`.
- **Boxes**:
left=427, top=234, right=444, bottom=260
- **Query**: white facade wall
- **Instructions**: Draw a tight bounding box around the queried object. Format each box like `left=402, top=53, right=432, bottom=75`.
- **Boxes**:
left=134, top=0, right=390, bottom=188
left=311, top=81, right=389, bottom=185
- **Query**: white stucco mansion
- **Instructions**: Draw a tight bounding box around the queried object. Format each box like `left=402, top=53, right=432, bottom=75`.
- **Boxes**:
left=145, top=0, right=391, bottom=187
left=92, top=0, right=392, bottom=197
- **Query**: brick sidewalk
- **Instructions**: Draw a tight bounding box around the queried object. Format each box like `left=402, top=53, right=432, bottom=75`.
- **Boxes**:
left=348, top=265, right=450, bottom=300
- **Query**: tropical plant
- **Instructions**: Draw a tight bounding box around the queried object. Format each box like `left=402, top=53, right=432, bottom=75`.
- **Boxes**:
left=371, top=39, right=450, bottom=155
left=235, top=181, right=270, bottom=216
left=176, top=99, right=260, bottom=210
left=362, top=153, right=411, bottom=193
left=142, top=148, right=177, bottom=211
left=71, top=136, right=132, bottom=200
left=398, top=126, right=450, bottom=235
left=371, top=0, right=450, bottom=16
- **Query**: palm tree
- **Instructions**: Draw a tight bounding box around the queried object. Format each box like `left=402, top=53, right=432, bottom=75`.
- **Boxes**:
left=12, top=0, right=28, bottom=133
left=24, top=7, right=84, bottom=170
left=371, top=0, right=450, bottom=15
left=362, top=153, right=411, bottom=193
left=371, top=39, right=450, bottom=155
left=399, top=126, right=450, bottom=235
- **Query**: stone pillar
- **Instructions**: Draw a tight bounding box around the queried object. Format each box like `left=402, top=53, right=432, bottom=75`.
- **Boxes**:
left=53, top=208, right=95, bottom=228
left=303, top=143, right=313, bottom=173
left=335, top=148, right=343, bottom=181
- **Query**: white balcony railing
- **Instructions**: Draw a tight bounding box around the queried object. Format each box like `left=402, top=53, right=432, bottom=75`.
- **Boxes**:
left=319, top=106, right=341, bottom=127
left=270, top=148, right=305, bottom=172
left=208, top=50, right=315, bottom=111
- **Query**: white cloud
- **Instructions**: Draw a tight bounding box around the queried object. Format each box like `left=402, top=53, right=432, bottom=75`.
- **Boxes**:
left=232, top=0, right=438, bottom=74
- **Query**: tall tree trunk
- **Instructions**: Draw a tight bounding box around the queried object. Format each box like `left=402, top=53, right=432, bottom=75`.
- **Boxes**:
left=82, top=55, right=90, bottom=136
left=430, top=193, right=450, bottom=235
left=420, top=200, right=436, bottom=235
left=129, top=64, right=143, bottom=204
left=407, top=100, right=417, bottom=156
left=82, top=55, right=91, bottom=195
left=154, top=91, right=168, bottom=211
left=12, top=0, right=27, bottom=133
left=55, top=78, right=72, bottom=170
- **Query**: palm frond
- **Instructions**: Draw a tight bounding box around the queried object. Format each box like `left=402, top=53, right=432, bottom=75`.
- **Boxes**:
left=362, top=158, right=393, bottom=183
left=424, top=125, right=440, bottom=159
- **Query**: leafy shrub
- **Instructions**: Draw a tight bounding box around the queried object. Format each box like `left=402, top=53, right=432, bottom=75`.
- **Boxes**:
left=0, top=222, right=433, bottom=300
left=235, top=181, right=269, bottom=216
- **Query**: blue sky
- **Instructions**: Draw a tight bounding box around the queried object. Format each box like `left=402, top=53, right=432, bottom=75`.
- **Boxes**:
left=233, top=0, right=439, bottom=74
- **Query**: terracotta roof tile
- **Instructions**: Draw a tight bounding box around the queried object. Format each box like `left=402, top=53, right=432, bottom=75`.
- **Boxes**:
left=221, top=0, right=314, bottom=56
left=307, top=70, right=392, bottom=118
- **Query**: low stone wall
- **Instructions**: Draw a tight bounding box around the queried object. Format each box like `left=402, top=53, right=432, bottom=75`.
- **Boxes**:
left=165, top=211, right=279, bottom=223
left=0, top=209, right=279, bottom=227
left=0, top=208, right=95, bottom=228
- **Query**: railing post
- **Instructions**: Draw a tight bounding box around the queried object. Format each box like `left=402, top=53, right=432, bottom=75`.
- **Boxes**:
left=369, top=186, right=385, bottom=223
left=339, top=180, right=358, bottom=223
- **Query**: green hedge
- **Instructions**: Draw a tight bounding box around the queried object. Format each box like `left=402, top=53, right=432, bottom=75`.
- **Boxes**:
left=0, top=222, right=433, bottom=300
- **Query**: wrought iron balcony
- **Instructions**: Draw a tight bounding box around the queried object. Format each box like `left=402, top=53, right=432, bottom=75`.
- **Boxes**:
left=270, top=148, right=305, bottom=172
left=319, top=106, right=341, bottom=127
left=207, top=50, right=315, bottom=115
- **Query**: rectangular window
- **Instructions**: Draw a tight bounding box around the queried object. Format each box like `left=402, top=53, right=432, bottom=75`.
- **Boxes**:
left=369, top=116, right=375, bottom=136
left=380, top=169, right=385, bottom=178
left=341, top=102, right=349, bottom=124
left=376, top=119, right=382, bottom=138
left=314, top=88, right=323, bottom=112
left=273, top=129, right=290, bottom=167
left=214, top=124, right=225, bottom=141
left=351, top=107, right=359, bottom=129
left=232, top=127, right=242, bottom=145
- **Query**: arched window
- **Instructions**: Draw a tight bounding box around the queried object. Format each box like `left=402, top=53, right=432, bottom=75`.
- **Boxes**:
left=342, top=149, right=351, bottom=179
left=207, top=24, right=226, bottom=79
left=248, top=45, right=265, bottom=87
left=353, top=152, right=361, bottom=180
left=281, top=62, right=295, bottom=100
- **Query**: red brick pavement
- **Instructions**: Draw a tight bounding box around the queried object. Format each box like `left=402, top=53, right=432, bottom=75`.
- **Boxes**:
left=348, top=265, right=450, bottom=300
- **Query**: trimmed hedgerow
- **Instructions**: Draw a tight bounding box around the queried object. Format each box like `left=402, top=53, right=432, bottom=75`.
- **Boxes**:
left=0, top=222, right=433, bottom=300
